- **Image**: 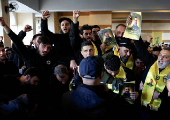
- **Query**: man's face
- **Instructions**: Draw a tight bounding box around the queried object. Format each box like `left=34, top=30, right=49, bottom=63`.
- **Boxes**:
left=38, top=43, right=51, bottom=57
left=56, top=73, right=69, bottom=84
left=104, top=33, right=110, bottom=38
left=92, top=28, right=100, bottom=40
left=106, top=69, right=119, bottom=76
left=135, top=59, right=144, bottom=68
left=6, top=50, right=11, bottom=58
left=61, top=20, right=71, bottom=34
left=119, top=47, right=131, bottom=63
left=81, top=45, right=94, bottom=58
left=83, top=30, right=92, bottom=41
left=29, top=76, right=40, bottom=86
left=0, top=47, right=6, bottom=62
left=124, top=87, right=130, bottom=93
left=115, top=25, right=126, bottom=40
left=134, top=18, right=138, bottom=25
left=152, top=51, right=160, bottom=58
left=157, top=49, right=170, bottom=69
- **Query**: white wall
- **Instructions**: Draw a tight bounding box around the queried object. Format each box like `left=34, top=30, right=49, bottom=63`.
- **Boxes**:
left=10, top=13, right=36, bottom=45
left=35, top=12, right=55, bottom=34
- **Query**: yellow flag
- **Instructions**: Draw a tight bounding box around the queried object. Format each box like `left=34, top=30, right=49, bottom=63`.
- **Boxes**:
left=152, top=32, right=162, bottom=45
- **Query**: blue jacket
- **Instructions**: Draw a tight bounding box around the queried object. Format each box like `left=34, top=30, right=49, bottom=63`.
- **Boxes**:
left=62, top=84, right=134, bottom=120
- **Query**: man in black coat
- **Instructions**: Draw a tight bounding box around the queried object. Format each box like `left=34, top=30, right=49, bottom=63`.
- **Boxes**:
left=62, top=56, right=139, bottom=120
left=41, top=10, right=77, bottom=69
left=0, top=44, right=18, bottom=79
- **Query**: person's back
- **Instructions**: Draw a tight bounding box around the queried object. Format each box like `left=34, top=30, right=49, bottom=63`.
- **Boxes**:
left=62, top=84, right=121, bottom=120
left=62, top=56, right=120, bottom=120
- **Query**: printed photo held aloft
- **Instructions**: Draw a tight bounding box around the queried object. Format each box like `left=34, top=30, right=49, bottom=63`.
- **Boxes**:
left=98, top=28, right=117, bottom=51
left=123, top=12, right=142, bottom=40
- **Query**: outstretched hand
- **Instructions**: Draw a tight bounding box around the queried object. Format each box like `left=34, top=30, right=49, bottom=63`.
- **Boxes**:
left=42, top=10, right=50, bottom=20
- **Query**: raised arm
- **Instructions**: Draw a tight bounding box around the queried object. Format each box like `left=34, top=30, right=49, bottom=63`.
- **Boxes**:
left=18, top=25, right=32, bottom=40
left=41, top=10, right=54, bottom=36
left=70, top=10, right=82, bottom=48
left=0, top=17, right=30, bottom=60
left=12, top=25, right=33, bottom=62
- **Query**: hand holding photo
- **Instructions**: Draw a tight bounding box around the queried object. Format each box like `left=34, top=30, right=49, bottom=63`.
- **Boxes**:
left=98, top=28, right=117, bottom=51
left=119, top=81, right=135, bottom=104
left=123, top=12, right=142, bottom=40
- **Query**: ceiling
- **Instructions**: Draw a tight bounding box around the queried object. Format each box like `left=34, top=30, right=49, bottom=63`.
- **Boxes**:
left=8, top=0, right=170, bottom=17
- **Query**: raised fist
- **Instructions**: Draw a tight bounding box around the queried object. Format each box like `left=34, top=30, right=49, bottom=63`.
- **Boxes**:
left=42, top=10, right=50, bottom=20
left=23, top=25, right=32, bottom=32
left=73, top=10, right=80, bottom=18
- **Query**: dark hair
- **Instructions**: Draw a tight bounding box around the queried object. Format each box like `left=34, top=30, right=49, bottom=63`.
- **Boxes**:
left=37, top=36, right=52, bottom=45
left=153, top=46, right=162, bottom=51
left=81, top=41, right=93, bottom=51
left=54, top=64, right=68, bottom=78
left=80, top=24, right=92, bottom=35
left=92, top=25, right=100, bottom=30
left=105, top=54, right=120, bottom=71
left=135, top=55, right=142, bottom=61
left=23, top=67, right=40, bottom=78
left=115, top=24, right=126, bottom=30
left=32, top=34, right=42, bottom=41
left=0, top=43, right=4, bottom=48
left=163, top=47, right=170, bottom=51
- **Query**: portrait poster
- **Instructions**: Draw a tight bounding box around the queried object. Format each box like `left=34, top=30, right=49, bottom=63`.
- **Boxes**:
left=152, top=32, right=162, bottom=45
left=119, top=81, right=135, bottom=104
left=98, top=28, right=117, bottom=51
left=123, top=12, right=142, bottom=40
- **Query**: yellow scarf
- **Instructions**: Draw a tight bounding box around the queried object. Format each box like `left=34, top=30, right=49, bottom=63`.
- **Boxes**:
left=141, top=61, right=170, bottom=110
left=114, top=46, right=134, bottom=70
left=115, top=66, right=126, bottom=79
left=107, top=66, right=126, bottom=93
left=91, top=41, right=98, bottom=56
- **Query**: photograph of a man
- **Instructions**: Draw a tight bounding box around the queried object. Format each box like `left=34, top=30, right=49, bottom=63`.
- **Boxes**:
left=132, top=17, right=139, bottom=31
left=123, top=86, right=131, bottom=98
left=104, top=32, right=112, bottom=45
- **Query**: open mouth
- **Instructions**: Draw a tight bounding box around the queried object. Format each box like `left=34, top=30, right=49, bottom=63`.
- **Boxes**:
left=42, top=51, right=47, bottom=55
left=158, top=60, right=164, bottom=65
left=64, top=28, right=67, bottom=32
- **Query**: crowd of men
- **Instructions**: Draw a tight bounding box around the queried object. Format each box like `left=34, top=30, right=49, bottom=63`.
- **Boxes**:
left=0, top=10, right=170, bottom=120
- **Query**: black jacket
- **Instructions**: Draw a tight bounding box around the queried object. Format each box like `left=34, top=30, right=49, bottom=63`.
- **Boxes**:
left=41, top=19, right=75, bottom=64
left=62, top=84, right=122, bottom=120
left=0, top=59, right=19, bottom=79
left=62, top=84, right=139, bottom=120
left=7, top=30, right=58, bottom=85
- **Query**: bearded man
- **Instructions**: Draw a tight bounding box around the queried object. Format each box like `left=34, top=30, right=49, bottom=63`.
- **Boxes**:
left=134, top=36, right=170, bottom=120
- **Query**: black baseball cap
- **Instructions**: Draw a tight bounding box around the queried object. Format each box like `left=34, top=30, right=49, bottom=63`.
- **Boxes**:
left=79, top=56, right=104, bottom=79
left=59, top=17, right=72, bottom=24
